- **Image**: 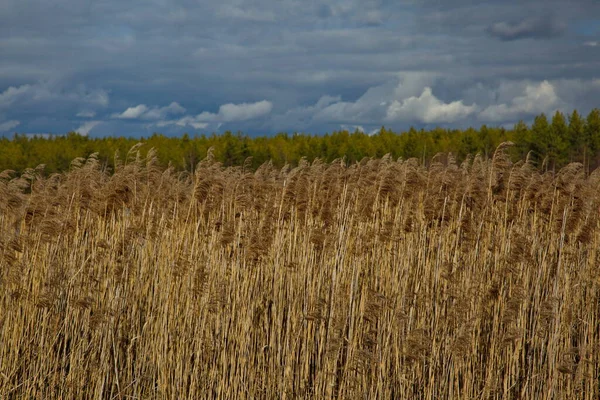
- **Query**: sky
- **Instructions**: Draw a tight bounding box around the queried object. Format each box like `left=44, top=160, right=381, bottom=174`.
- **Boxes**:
left=1, top=0, right=600, bottom=137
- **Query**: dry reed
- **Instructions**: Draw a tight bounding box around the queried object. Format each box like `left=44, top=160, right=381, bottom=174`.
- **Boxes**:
left=0, top=143, right=599, bottom=399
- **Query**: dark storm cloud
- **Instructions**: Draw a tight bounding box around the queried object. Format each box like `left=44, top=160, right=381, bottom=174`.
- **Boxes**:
left=0, top=0, right=599, bottom=136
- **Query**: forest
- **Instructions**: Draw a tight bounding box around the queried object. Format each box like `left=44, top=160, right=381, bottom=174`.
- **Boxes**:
left=1, top=108, right=600, bottom=174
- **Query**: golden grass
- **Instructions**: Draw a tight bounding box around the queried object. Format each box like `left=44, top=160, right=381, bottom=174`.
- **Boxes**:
left=1, top=144, right=599, bottom=399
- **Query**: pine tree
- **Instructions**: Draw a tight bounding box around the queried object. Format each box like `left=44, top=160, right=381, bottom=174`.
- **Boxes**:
left=584, top=108, right=600, bottom=170
left=530, top=113, right=551, bottom=168
left=550, top=110, right=568, bottom=169
left=568, top=110, right=585, bottom=163
left=511, top=120, right=531, bottom=160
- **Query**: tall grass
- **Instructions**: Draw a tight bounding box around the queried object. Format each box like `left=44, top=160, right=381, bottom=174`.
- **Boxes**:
left=1, top=143, right=599, bottom=399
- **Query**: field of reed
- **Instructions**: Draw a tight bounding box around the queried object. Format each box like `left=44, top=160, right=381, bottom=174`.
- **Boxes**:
left=1, top=143, right=599, bottom=399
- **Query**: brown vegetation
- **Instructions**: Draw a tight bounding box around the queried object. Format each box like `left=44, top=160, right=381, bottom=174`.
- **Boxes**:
left=1, top=143, right=599, bottom=398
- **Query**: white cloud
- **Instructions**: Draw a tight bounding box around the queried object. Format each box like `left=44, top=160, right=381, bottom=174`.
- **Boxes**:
left=269, top=73, right=477, bottom=130
left=385, top=87, right=477, bottom=123
left=153, top=100, right=272, bottom=131
left=305, top=73, right=475, bottom=125
left=0, top=120, right=20, bottom=132
left=113, top=104, right=149, bottom=119
left=584, top=41, right=599, bottom=47
left=196, top=100, right=273, bottom=122
left=479, top=80, right=560, bottom=121
left=267, top=76, right=600, bottom=132
left=112, top=102, right=186, bottom=120
left=143, top=102, right=186, bottom=119
left=315, top=73, right=437, bottom=123
left=156, top=117, right=209, bottom=130
left=75, top=120, right=101, bottom=136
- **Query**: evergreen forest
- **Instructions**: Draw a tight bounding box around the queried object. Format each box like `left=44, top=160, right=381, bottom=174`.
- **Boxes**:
left=2, top=109, right=600, bottom=174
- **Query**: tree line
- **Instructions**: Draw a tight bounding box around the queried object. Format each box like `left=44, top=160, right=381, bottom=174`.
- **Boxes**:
left=1, top=109, right=600, bottom=174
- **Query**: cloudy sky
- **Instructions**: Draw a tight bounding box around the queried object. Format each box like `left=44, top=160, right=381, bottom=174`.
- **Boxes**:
left=1, top=0, right=600, bottom=137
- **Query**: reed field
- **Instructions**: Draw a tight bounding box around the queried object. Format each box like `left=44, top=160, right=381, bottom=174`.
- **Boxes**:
left=1, top=142, right=600, bottom=399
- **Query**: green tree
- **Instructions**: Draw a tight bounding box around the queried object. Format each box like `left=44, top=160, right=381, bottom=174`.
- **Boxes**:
left=568, top=110, right=585, bottom=163
left=530, top=114, right=551, bottom=168
left=511, top=120, right=531, bottom=161
left=584, top=108, right=600, bottom=170
left=458, top=127, right=479, bottom=159
left=477, top=125, right=494, bottom=158
left=550, top=110, right=569, bottom=169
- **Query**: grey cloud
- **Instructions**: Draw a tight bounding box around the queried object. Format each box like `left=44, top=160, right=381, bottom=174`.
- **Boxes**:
left=143, top=102, right=186, bottom=120
left=463, top=78, right=600, bottom=124
left=1, top=0, right=599, bottom=136
left=291, top=29, right=418, bottom=55
left=0, top=84, right=34, bottom=108
left=316, top=4, right=332, bottom=18
left=486, top=16, right=566, bottom=41
left=0, top=82, right=109, bottom=112
left=479, top=80, right=561, bottom=121
left=268, top=95, right=342, bottom=131
left=313, top=73, right=447, bottom=124
left=217, top=5, right=276, bottom=22
left=76, top=110, right=96, bottom=118
left=268, top=73, right=476, bottom=130
left=362, top=10, right=384, bottom=26
left=0, top=120, right=20, bottom=132
left=270, top=76, right=600, bottom=133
